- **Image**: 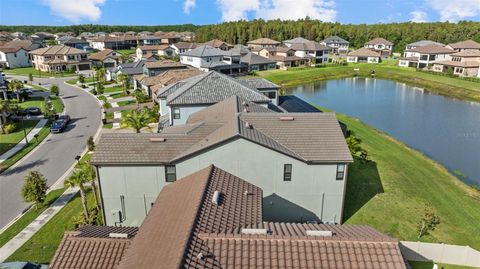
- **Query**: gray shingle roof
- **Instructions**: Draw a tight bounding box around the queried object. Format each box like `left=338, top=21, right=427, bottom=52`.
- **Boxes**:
left=289, top=41, right=331, bottom=51
left=165, top=71, right=271, bottom=105
left=321, top=36, right=349, bottom=44
left=283, top=37, right=311, bottom=44
left=407, top=40, right=445, bottom=47
left=237, top=77, right=280, bottom=90
left=241, top=52, right=276, bottom=65
left=92, top=96, right=352, bottom=165
left=180, top=45, right=228, bottom=57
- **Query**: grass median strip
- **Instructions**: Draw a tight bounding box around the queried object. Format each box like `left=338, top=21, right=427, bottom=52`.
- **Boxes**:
left=0, top=120, right=39, bottom=156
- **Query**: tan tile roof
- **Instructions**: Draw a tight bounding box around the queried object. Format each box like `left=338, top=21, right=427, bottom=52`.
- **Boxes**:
left=451, top=49, right=480, bottom=57
left=2, top=40, right=38, bottom=51
left=88, top=49, right=120, bottom=61
left=433, top=60, right=480, bottom=68
left=406, top=44, right=454, bottom=54
left=144, top=59, right=185, bottom=69
left=365, top=37, right=393, bottom=46
left=248, top=37, right=281, bottom=45
left=447, top=39, right=480, bottom=50
left=117, top=165, right=263, bottom=269
left=92, top=95, right=352, bottom=165
left=49, top=226, right=137, bottom=269
left=173, top=42, right=198, bottom=50
left=348, top=48, right=381, bottom=57
left=30, top=45, right=85, bottom=55
left=203, top=39, right=233, bottom=48
left=289, top=41, right=330, bottom=51
left=140, top=68, right=203, bottom=89
left=138, top=44, right=171, bottom=51
left=0, top=46, right=24, bottom=53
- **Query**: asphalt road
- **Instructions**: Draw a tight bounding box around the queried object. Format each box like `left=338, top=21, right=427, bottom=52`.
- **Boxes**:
left=0, top=75, right=101, bottom=229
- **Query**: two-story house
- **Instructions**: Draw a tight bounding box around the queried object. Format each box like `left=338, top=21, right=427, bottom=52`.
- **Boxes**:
left=135, top=45, right=175, bottom=60
left=405, top=40, right=445, bottom=50
left=171, top=42, right=198, bottom=55
left=202, top=39, right=234, bottom=51
left=247, top=38, right=280, bottom=50
left=446, top=40, right=480, bottom=52
left=0, top=40, right=41, bottom=68
left=364, top=38, right=393, bottom=58
left=320, top=36, right=349, bottom=54
left=136, top=35, right=162, bottom=46
left=88, top=49, right=121, bottom=68
left=258, top=47, right=306, bottom=69
left=289, top=40, right=331, bottom=64
left=398, top=44, right=454, bottom=69
left=180, top=45, right=247, bottom=74
left=91, top=95, right=353, bottom=227
left=156, top=71, right=273, bottom=126
left=432, top=50, right=480, bottom=77
left=30, top=45, right=91, bottom=72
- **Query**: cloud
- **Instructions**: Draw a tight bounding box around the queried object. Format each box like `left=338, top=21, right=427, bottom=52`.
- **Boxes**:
left=410, top=10, right=428, bottom=22
left=215, top=0, right=337, bottom=22
left=426, top=0, right=480, bottom=21
left=41, top=0, right=106, bottom=23
left=183, top=0, right=196, bottom=14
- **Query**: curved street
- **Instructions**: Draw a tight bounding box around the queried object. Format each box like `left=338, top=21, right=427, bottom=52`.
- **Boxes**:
left=0, top=75, right=101, bottom=229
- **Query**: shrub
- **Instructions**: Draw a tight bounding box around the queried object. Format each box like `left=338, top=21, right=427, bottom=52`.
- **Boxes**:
left=91, top=89, right=97, bottom=95
left=87, top=136, right=95, bottom=151
left=97, top=83, right=105, bottom=95
left=21, top=171, right=48, bottom=209
left=2, top=123, right=16, bottom=134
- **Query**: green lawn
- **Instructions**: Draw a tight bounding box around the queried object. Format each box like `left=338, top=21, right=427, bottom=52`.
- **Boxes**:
left=103, top=86, right=124, bottom=93
left=5, top=189, right=96, bottom=264
left=259, top=62, right=480, bottom=102
left=16, top=96, right=64, bottom=113
left=0, top=120, right=39, bottom=155
left=317, top=106, right=480, bottom=248
left=117, top=49, right=135, bottom=56
left=409, top=261, right=479, bottom=269
left=66, top=77, right=95, bottom=85
left=4, top=67, right=75, bottom=78
left=0, top=188, right=65, bottom=248
left=117, top=100, right=135, bottom=106
left=110, top=92, right=129, bottom=99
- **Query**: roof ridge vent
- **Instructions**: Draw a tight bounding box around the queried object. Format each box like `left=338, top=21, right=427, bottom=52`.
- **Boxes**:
left=305, top=230, right=333, bottom=237
left=108, top=233, right=129, bottom=239
left=241, top=228, right=268, bottom=235
left=149, top=137, right=166, bottom=142
left=212, top=190, right=221, bottom=205
left=279, top=116, right=294, bottom=121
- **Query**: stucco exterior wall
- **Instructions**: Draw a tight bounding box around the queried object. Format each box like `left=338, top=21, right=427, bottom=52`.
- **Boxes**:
left=0, top=49, right=30, bottom=68
left=169, top=105, right=206, bottom=125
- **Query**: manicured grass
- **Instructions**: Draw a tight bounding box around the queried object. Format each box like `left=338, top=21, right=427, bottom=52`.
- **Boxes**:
left=316, top=105, right=480, bottom=248
left=0, top=188, right=65, bottom=248
left=117, top=49, right=135, bottom=56
left=110, top=92, right=129, bottom=99
left=0, top=120, right=39, bottom=155
left=0, top=123, right=50, bottom=173
left=117, top=100, right=135, bottom=106
left=5, top=189, right=96, bottom=264
left=16, top=96, right=64, bottom=113
left=4, top=67, right=75, bottom=78
left=409, top=261, right=479, bottom=269
left=66, top=77, right=95, bottom=85
left=103, top=86, right=124, bottom=93
left=259, top=62, right=480, bottom=102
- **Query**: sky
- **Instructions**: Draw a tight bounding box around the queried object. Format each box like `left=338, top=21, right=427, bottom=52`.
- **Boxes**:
left=0, top=0, right=479, bottom=26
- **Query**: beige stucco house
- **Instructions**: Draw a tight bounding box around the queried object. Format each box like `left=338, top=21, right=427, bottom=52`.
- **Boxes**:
left=30, top=45, right=91, bottom=72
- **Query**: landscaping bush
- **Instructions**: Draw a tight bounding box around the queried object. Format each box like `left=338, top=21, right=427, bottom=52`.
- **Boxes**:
left=2, top=123, right=16, bottom=134
left=96, top=83, right=105, bottom=95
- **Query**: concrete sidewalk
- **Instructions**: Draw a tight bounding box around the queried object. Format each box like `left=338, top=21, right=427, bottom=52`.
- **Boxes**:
left=0, top=187, right=78, bottom=262
left=0, top=119, right=48, bottom=164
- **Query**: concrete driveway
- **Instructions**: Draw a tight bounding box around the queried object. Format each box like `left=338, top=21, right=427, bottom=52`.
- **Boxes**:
left=0, top=75, right=101, bottom=229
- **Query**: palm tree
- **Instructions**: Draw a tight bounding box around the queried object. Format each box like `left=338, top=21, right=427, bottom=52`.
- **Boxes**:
left=7, top=79, right=24, bottom=101
left=81, top=163, right=100, bottom=212
left=95, top=67, right=106, bottom=83
left=64, top=169, right=89, bottom=219
left=116, top=73, right=129, bottom=96
left=133, top=89, right=147, bottom=109
left=122, top=110, right=151, bottom=133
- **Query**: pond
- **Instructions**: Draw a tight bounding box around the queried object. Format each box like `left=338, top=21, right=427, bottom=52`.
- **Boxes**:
left=286, top=77, right=480, bottom=186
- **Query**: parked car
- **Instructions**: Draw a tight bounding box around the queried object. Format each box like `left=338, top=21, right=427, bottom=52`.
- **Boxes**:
left=50, top=115, right=71, bottom=133
left=0, top=261, right=47, bottom=269
left=19, top=88, right=33, bottom=95
left=17, top=107, right=42, bottom=116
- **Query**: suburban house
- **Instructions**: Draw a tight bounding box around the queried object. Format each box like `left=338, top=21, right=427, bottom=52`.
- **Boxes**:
left=106, top=59, right=153, bottom=82
left=320, top=36, right=349, bottom=54
left=258, top=47, right=306, bottom=69
left=91, top=95, right=353, bottom=227
left=247, top=37, right=281, bottom=50
left=0, top=40, right=41, bottom=68
left=446, top=40, right=480, bottom=52
left=90, top=35, right=137, bottom=50
left=398, top=44, right=454, bottom=68
left=30, top=45, right=91, bottom=72
left=88, top=49, right=122, bottom=68
left=135, top=67, right=203, bottom=99
left=240, top=52, right=277, bottom=72
left=50, top=165, right=406, bottom=269
left=202, top=39, right=233, bottom=51
left=136, top=35, right=162, bottom=46
left=180, top=45, right=247, bottom=74
left=60, top=37, right=90, bottom=50
left=237, top=77, right=281, bottom=105
left=405, top=40, right=445, bottom=50
left=154, top=33, right=181, bottom=44
left=283, top=36, right=311, bottom=47
left=432, top=50, right=480, bottom=77
left=141, top=59, right=186, bottom=76
left=364, top=38, right=393, bottom=57
left=156, top=71, right=273, bottom=126
left=135, top=45, right=175, bottom=60
left=289, top=40, right=331, bottom=64
left=171, top=42, right=197, bottom=54
left=347, top=48, right=381, bottom=63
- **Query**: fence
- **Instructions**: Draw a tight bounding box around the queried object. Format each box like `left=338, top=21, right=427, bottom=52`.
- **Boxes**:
left=400, top=241, right=480, bottom=268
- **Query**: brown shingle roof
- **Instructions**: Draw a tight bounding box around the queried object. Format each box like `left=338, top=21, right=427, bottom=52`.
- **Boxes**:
left=433, top=60, right=480, bottom=68
left=30, top=45, right=85, bottom=55
left=447, top=39, right=480, bottom=50
left=365, top=37, right=393, bottom=46
left=406, top=44, right=454, bottom=54
left=289, top=41, right=330, bottom=51
left=173, top=42, right=198, bottom=50
left=451, top=49, right=480, bottom=57
left=348, top=48, right=381, bottom=57
left=138, top=44, right=171, bottom=51
left=49, top=226, right=137, bottom=269
left=144, top=59, right=185, bottom=69
left=248, top=37, right=281, bottom=45
left=203, top=39, right=233, bottom=48
left=117, top=165, right=263, bottom=269
left=88, top=49, right=120, bottom=61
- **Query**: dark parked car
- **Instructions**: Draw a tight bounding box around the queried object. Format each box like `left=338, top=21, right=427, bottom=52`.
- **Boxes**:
left=19, top=88, right=33, bottom=95
left=50, top=115, right=71, bottom=133
left=18, top=107, right=42, bottom=116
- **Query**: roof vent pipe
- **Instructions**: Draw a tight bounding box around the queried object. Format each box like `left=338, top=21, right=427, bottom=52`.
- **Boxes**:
left=212, top=191, right=220, bottom=205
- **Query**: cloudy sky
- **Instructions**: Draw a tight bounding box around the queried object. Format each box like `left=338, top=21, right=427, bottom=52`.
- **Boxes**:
left=0, top=0, right=479, bottom=25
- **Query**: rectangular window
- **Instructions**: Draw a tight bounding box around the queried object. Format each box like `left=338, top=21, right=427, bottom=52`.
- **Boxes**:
left=165, top=165, right=176, bottom=182
left=173, top=108, right=180, bottom=119
left=336, top=164, right=345, bottom=180
left=283, top=164, right=292, bottom=181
